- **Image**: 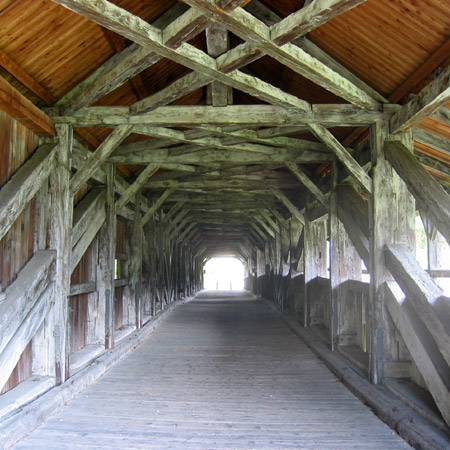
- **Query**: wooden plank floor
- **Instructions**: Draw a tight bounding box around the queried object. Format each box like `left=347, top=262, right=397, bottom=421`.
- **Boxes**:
left=14, top=291, right=410, bottom=449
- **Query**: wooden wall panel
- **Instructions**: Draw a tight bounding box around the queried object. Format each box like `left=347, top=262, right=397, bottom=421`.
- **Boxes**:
left=0, top=341, right=32, bottom=395
left=0, top=110, right=38, bottom=290
left=0, top=109, right=39, bottom=392
left=70, top=249, right=91, bottom=354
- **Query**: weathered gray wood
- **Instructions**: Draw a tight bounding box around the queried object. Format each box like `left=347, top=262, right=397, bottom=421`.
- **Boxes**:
left=96, top=164, right=116, bottom=349
left=115, top=163, right=160, bottom=213
left=385, top=243, right=450, bottom=367
left=144, top=179, right=298, bottom=190
left=0, top=301, right=180, bottom=450
left=69, top=282, right=96, bottom=296
left=0, top=283, right=54, bottom=392
left=57, top=4, right=201, bottom=114
left=271, top=0, right=367, bottom=45
left=131, top=72, right=212, bottom=115
left=285, top=162, right=328, bottom=206
left=329, top=162, right=339, bottom=351
left=336, top=201, right=369, bottom=266
left=246, top=0, right=387, bottom=104
left=253, top=214, right=275, bottom=239
left=309, top=123, right=372, bottom=193
left=0, top=143, right=56, bottom=242
left=110, top=147, right=333, bottom=165
left=259, top=209, right=280, bottom=235
left=391, top=65, right=450, bottom=133
left=50, top=125, right=73, bottom=384
left=70, top=203, right=106, bottom=273
left=385, top=282, right=450, bottom=427
left=385, top=139, right=450, bottom=246
left=72, top=188, right=106, bottom=246
left=196, top=125, right=329, bottom=152
left=168, top=215, right=191, bottom=241
left=271, top=188, right=305, bottom=224
left=128, top=196, right=143, bottom=329
left=184, top=1, right=380, bottom=110
left=250, top=222, right=270, bottom=242
left=53, top=0, right=313, bottom=114
left=13, top=293, right=408, bottom=448
left=141, top=188, right=176, bottom=226
left=51, top=105, right=388, bottom=127
left=70, top=125, right=132, bottom=196
left=0, top=250, right=55, bottom=356
left=206, top=22, right=232, bottom=106
left=33, top=180, right=51, bottom=252
left=178, top=221, right=197, bottom=244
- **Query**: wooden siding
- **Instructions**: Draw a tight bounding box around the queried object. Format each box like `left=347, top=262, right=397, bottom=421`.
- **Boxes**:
left=0, top=109, right=39, bottom=393
left=70, top=249, right=91, bottom=354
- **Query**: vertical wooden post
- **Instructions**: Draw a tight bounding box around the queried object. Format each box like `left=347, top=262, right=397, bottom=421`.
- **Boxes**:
left=129, top=194, right=143, bottom=328
left=97, top=163, right=116, bottom=349
left=303, top=208, right=327, bottom=328
left=329, top=162, right=339, bottom=351
left=369, top=122, right=415, bottom=383
left=330, top=163, right=362, bottom=351
left=50, top=124, right=73, bottom=384
left=86, top=236, right=101, bottom=344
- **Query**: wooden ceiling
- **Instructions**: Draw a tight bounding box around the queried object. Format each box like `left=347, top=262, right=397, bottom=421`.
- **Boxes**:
left=0, top=0, right=449, bottom=256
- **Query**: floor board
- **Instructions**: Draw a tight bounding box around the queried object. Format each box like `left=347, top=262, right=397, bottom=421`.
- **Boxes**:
left=13, top=291, right=410, bottom=449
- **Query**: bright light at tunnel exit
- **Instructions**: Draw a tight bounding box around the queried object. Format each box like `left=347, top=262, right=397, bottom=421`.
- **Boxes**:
left=203, top=257, right=245, bottom=291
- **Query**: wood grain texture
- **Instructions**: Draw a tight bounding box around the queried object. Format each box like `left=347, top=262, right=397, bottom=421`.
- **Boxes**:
left=13, top=291, right=409, bottom=449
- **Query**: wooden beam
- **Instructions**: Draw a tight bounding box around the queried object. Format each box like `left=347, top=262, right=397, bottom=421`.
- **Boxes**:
left=247, top=0, right=387, bottom=104
left=285, top=162, right=328, bottom=206
left=115, top=163, right=160, bottom=212
left=0, top=49, right=56, bottom=105
left=142, top=187, right=176, bottom=226
left=49, top=125, right=73, bottom=384
left=390, top=65, right=450, bottom=133
left=184, top=0, right=380, bottom=110
left=206, top=22, right=232, bottom=106
left=0, top=251, right=55, bottom=356
left=309, top=123, right=372, bottom=193
left=71, top=202, right=106, bottom=273
left=178, top=221, right=197, bottom=243
left=131, top=72, right=212, bottom=115
left=56, top=4, right=202, bottom=114
left=0, top=144, right=56, bottom=242
left=51, top=105, right=388, bottom=127
left=385, top=281, right=450, bottom=428
left=271, top=0, right=367, bottom=46
left=53, top=0, right=311, bottom=114
left=72, top=188, right=106, bottom=246
left=97, top=164, right=116, bottom=349
left=250, top=221, right=270, bottom=241
left=0, top=75, right=55, bottom=135
left=385, top=243, right=450, bottom=368
left=69, top=282, right=96, bottom=296
left=169, top=215, right=191, bottom=240
left=144, top=179, right=298, bottom=190
left=111, top=148, right=333, bottom=165
left=259, top=209, right=280, bottom=234
left=187, top=125, right=329, bottom=152
left=271, top=188, right=305, bottom=224
left=69, top=125, right=133, bottom=196
left=385, top=139, right=450, bottom=246
left=0, top=283, right=54, bottom=392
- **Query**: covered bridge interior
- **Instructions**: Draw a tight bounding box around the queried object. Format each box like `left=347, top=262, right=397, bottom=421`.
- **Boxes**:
left=0, top=0, right=450, bottom=447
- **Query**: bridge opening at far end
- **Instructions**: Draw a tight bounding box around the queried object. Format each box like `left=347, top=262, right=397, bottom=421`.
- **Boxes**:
left=203, top=257, right=245, bottom=291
